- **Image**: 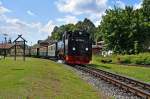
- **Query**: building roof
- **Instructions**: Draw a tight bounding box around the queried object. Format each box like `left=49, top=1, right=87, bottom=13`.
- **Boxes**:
left=92, top=45, right=103, bottom=49
left=0, top=43, right=14, bottom=49
left=13, top=35, right=27, bottom=43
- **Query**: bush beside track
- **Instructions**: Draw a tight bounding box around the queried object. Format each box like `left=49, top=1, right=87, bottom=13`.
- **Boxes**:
left=99, top=53, right=150, bottom=65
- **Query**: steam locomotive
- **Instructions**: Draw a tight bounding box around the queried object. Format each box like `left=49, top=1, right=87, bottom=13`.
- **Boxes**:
left=31, top=30, right=92, bottom=64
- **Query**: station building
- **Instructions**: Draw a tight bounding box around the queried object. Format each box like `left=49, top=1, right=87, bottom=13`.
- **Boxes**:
left=0, top=42, right=30, bottom=56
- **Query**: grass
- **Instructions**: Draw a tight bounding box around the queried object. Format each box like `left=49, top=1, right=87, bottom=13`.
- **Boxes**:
left=0, top=57, right=101, bottom=99
left=90, top=55, right=150, bottom=83
left=98, top=53, right=150, bottom=65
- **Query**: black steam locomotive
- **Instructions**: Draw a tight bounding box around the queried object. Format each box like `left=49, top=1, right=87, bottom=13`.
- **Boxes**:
left=31, top=30, right=92, bottom=64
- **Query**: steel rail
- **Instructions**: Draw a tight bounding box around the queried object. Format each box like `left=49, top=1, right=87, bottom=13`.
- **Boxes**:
left=88, top=66, right=150, bottom=91
left=74, top=65, right=150, bottom=99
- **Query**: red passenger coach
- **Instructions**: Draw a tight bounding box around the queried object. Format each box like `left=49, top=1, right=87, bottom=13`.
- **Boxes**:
left=57, top=30, right=92, bottom=65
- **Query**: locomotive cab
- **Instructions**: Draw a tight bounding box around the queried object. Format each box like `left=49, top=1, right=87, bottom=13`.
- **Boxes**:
left=60, top=30, right=92, bottom=64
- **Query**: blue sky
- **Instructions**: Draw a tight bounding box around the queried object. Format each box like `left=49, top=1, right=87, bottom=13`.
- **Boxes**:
left=0, top=0, right=142, bottom=45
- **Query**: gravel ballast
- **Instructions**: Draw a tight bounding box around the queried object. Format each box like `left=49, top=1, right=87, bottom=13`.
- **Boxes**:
left=63, top=64, right=141, bottom=99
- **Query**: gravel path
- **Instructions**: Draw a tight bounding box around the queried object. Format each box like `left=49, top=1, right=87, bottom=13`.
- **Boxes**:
left=63, top=64, right=142, bottom=99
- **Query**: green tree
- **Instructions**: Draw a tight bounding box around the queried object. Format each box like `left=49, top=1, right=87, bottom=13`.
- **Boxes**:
left=95, top=26, right=103, bottom=44
left=99, top=6, right=148, bottom=54
left=51, top=24, right=76, bottom=41
left=143, top=0, right=150, bottom=19
left=51, top=26, right=61, bottom=40
left=134, top=41, right=140, bottom=54
left=76, top=18, right=96, bottom=44
left=142, top=0, right=150, bottom=50
left=51, top=18, right=97, bottom=43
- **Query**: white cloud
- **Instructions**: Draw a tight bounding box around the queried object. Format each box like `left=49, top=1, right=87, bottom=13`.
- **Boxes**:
left=94, top=20, right=101, bottom=27
left=27, top=10, right=36, bottom=16
left=96, top=0, right=107, bottom=6
left=0, top=6, right=11, bottom=14
left=134, top=1, right=142, bottom=10
left=116, top=0, right=125, bottom=9
left=0, top=15, right=55, bottom=44
left=55, top=0, right=109, bottom=26
left=40, top=20, right=55, bottom=35
left=0, top=2, right=54, bottom=44
left=57, top=15, right=79, bottom=24
left=55, top=0, right=108, bottom=15
left=0, top=15, right=34, bottom=35
left=55, top=0, right=90, bottom=15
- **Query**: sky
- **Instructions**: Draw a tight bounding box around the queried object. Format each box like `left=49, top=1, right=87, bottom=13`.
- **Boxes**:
left=0, top=0, right=142, bottom=45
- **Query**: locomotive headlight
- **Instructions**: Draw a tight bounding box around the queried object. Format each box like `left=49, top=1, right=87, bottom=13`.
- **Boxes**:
left=72, top=47, right=76, bottom=51
left=85, top=48, right=88, bottom=51
left=79, top=32, right=82, bottom=35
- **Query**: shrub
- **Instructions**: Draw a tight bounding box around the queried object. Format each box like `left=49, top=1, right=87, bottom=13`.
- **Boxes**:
left=135, top=53, right=150, bottom=65
left=101, top=58, right=112, bottom=63
left=145, top=57, right=150, bottom=65
left=96, top=53, right=150, bottom=65
left=132, top=57, right=145, bottom=65
left=120, top=56, right=132, bottom=64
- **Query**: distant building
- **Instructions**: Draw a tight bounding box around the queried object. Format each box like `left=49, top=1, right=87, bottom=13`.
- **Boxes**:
left=38, top=40, right=49, bottom=47
left=102, top=50, right=113, bottom=57
left=92, top=41, right=104, bottom=54
left=31, top=37, right=56, bottom=56
left=10, top=43, right=30, bottom=56
left=0, top=43, right=13, bottom=55
left=0, top=43, right=30, bottom=56
left=37, top=37, right=56, bottom=47
left=92, top=41, right=114, bottom=56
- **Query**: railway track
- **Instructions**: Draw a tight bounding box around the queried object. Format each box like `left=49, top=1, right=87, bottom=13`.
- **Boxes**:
left=73, top=65, right=150, bottom=99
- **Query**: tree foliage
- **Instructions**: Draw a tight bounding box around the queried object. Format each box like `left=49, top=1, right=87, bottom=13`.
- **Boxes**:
left=51, top=18, right=98, bottom=44
left=76, top=18, right=96, bottom=43
left=99, top=4, right=149, bottom=54
left=142, top=0, right=150, bottom=50
left=50, top=0, right=149, bottom=54
left=143, top=0, right=150, bottom=19
left=51, top=24, right=75, bottom=41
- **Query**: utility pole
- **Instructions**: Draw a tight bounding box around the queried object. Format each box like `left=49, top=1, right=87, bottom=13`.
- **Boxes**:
left=3, top=33, right=8, bottom=59
left=30, top=42, right=32, bottom=56
left=4, top=37, right=6, bottom=59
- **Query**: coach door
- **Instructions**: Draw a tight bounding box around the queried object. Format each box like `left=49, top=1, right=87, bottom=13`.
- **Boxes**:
left=37, top=48, right=39, bottom=56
